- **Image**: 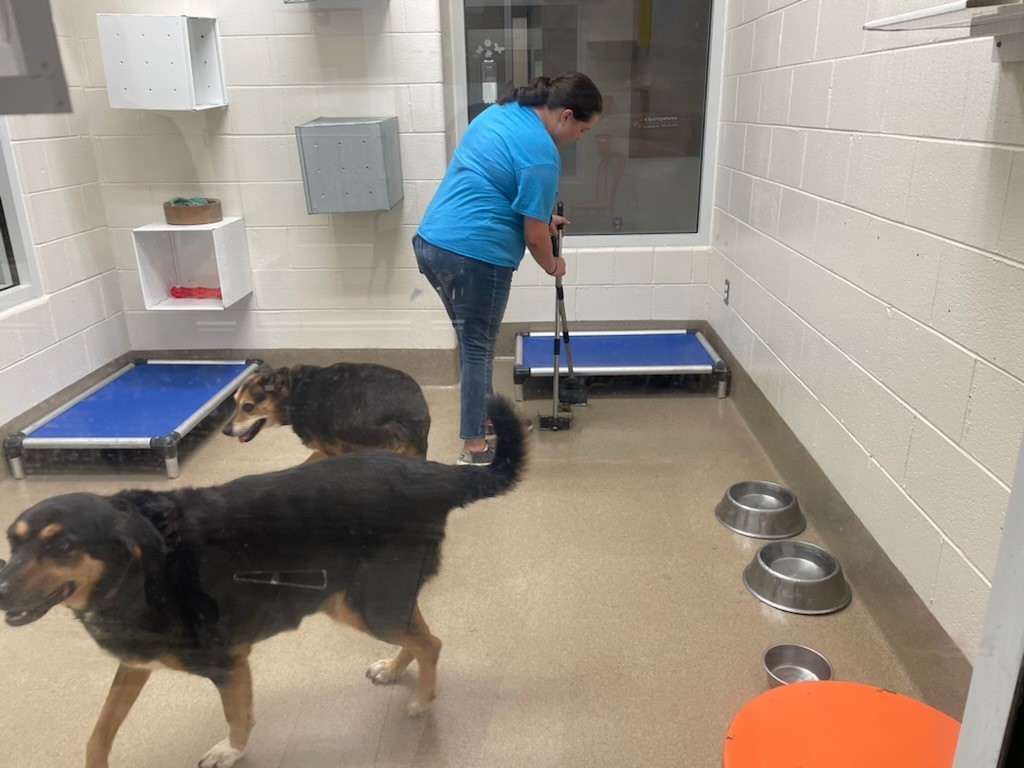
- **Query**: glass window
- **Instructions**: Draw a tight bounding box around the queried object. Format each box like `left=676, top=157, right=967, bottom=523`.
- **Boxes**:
left=463, top=0, right=713, bottom=235
left=0, top=118, right=41, bottom=310
left=0, top=196, right=17, bottom=291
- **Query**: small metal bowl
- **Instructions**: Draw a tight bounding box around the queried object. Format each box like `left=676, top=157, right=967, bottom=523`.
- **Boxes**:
left=763, top=643, right=833, bottom=688
left=742, top=540, right=852, bottom=615
left=715, top=480, right=806, bottom=539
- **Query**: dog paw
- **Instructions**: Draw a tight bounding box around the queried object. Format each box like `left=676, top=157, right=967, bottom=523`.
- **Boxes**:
left=197, top=739, right=244, bottom=768
left=406, top=695, right=433, bottom=717
left=365, top=658, right=401, bottom=685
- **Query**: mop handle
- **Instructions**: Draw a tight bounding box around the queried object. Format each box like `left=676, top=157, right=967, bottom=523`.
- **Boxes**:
left=552, top=203, right=576, bottom=377
left=552, top=201, right=564, bottom=294
left=550, top=202, right=565, bottom=418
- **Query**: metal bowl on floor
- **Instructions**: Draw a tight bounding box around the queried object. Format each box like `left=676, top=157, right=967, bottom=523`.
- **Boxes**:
left=763, top=643, right=834, bottom=688
left=715, top=480, right=806, bottom=539
left=742, top=540, right=851, bottom=615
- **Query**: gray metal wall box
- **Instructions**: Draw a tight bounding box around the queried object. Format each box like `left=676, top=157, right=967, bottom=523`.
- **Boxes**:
left=295, top=117, right=404, bottom=214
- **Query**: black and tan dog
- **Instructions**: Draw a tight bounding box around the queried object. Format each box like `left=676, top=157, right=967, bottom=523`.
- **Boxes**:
left=222, top=362, right=431, bottom=460
left=0, top=396, right=524, bottom=768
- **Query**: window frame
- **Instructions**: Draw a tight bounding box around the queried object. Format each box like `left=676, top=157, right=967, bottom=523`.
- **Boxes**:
left=0, top=116, right=43, bottom=312
left=446, top=0, right=726, bottom=248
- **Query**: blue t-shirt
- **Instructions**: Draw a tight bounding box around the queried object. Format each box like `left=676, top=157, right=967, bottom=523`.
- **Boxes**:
left=417, top=102, right=560, bottom=269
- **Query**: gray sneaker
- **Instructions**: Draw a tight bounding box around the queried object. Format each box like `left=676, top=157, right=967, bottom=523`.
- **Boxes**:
left=485, top=418, right=533, bottom=439
left=457, top=444, right=495, bottom=466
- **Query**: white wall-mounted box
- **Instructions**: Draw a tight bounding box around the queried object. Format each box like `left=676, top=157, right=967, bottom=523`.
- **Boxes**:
left=133, top=217, right=252, bottom=310
left=97, top=14, right=227, bottom=111
left=296, top=117, right=404, bottom=214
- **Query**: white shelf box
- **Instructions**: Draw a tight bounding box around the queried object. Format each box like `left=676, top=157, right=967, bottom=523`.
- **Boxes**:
left=133, top=217, right=252, bottom=310
left=97, top=14, right=227, bottom=111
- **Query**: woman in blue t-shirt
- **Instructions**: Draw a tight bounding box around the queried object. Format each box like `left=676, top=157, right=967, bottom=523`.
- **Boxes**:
left=414, top=71, right=603, bottom=466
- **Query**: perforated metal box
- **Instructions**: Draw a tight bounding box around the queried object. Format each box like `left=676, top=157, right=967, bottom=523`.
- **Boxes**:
left=295, top=117, right=404, bottom=214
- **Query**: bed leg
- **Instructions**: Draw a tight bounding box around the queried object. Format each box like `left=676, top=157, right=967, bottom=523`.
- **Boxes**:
left=714, top=361, right=730, bottom=399
left=4, top=432, right=25, bottom=479
left=151, top=432, right=182, bottom=479
left=7, top=455, right=25, bottom=480
left=164, top=455, right=180, bottom=479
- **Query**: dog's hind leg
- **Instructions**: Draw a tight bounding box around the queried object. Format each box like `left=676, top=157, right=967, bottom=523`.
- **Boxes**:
left=364, top=602, right=442, bottom=717
left=198, top=646, right=255, bottom=768
left=321, top=595, right=441, bottom=717
left=85, top=664, right=151, bottom=768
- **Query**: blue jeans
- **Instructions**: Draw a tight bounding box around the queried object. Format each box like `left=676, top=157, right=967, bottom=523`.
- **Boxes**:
left=414, top=234, right=513, bottom=441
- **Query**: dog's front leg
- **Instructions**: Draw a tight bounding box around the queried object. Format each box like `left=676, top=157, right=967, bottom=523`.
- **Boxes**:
left=85, top=663, right=152, bottom=768
left=198, top=649, right=254, bottom=768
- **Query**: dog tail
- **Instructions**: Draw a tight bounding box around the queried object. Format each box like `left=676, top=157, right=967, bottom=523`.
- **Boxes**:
left=487, top=394, right=525, bottom=481
left=455, top=395, right=526, bottom=501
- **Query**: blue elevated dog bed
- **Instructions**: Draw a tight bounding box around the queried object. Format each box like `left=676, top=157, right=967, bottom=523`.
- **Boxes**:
left=4, top=359, right=259, bottom=479
left=513, top=329, right=729, bottom=400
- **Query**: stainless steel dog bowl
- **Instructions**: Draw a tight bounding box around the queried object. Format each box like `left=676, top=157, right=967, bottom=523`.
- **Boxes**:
left=715, top=481, right=806, bottom=539
left=742, top=540, right=851, bottom=615
left=763, top=643, right=833, bottom=688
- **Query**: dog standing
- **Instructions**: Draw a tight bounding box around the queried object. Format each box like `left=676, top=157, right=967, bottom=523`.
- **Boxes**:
left=222, top=362, right=431, bottom=460
left=0, top=396, right=524, bottom=768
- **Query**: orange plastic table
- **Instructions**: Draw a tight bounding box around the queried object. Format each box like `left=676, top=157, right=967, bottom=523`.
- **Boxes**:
left=722, top=681, right=960, bottom=768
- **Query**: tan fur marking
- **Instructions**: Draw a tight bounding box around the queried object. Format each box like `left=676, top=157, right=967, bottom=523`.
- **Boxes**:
left=86, top=664, right=151, bottom=768
left=39, top=523, right=63, bottom=541
left=214, top=646, right=255, bottom=756
left=319, top=592, right=370, bottom=633
left=60, top=554, right=107, bottom=610
left=17, top=554, right=107, bottom=611
left=123, top=655, right=186, bottom=672
left=321, top=596, right=442, bottom=716
left=12, top=521, right=29, bottom=539
left=222, top=375, right=285, bottom=438
left=301, top=450, right=327, bottom=464
left=378, top=603, right=442, bottom=713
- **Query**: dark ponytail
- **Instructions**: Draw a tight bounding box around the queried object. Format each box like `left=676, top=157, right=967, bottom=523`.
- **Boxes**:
left=497, top=71, right=603, bottom=122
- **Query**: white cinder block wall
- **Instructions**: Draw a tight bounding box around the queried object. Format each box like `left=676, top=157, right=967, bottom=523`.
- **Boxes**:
left=0, top=0, right=129, bottom=428
left=714, top=0, right=1024, bottom=655
left=102, top=0, right=455, bottom=351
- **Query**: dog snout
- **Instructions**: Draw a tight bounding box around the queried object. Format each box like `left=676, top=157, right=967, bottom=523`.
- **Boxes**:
left=221, top=421, right=235, bottom=436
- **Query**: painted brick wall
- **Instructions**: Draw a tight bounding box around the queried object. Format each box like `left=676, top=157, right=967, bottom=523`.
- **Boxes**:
left=713, top=0, right=1024, bottom=655
left=0, top=0, right=129, bottom=428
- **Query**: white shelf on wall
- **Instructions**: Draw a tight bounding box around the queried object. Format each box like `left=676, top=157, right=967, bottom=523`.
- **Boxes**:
left=132, top=217, right=252, bottom=310
left=865, top=0, right=1024, bottom=61
left=97, top=14, right=227, bottom=110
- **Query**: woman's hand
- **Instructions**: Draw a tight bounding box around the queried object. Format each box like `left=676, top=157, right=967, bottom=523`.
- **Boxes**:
left=549, top=214, right=570, bottom=236
left=545, top=256, right=567, bottom=278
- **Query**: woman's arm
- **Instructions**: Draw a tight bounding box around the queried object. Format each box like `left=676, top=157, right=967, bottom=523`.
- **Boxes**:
left=524, top=216, right=566, bottom=277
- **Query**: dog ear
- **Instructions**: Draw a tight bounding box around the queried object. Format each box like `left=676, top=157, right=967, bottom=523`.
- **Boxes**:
left=263, top=367, right=290, bottom=394
left=108, top=492, right=168, bottom=563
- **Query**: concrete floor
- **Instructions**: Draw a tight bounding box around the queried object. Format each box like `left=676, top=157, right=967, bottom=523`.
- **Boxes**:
left=0, top=358, right=969, bottom=767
